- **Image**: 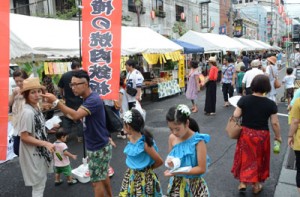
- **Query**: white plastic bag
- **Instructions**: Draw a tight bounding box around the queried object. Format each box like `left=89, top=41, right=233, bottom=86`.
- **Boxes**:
left=134, top=101, right=146, bottom=121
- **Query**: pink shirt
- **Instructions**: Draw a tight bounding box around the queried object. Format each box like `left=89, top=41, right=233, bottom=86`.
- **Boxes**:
left=53, top=141, right=70, bottom=167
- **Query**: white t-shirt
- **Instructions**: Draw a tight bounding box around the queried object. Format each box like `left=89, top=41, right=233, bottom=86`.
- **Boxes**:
left=53, top=141, right=70, bottom=167
left=282, top=75, right=296, bottom=89
left=119, top=87, right=128, bottom=117
left=126, top=69, right=144, bottom=102
left=242, top=68, right=264, bottom=88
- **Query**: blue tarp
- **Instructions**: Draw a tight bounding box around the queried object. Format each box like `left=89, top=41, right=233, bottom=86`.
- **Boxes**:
left=171, top=39, right=204, bottom=54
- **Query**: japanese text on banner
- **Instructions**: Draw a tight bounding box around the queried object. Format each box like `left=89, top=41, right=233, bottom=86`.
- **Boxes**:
left=82, top=0, right=122, bottom=100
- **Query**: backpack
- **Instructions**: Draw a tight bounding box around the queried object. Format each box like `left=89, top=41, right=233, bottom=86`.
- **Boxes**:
left=104, top=105, right=123, bottom=133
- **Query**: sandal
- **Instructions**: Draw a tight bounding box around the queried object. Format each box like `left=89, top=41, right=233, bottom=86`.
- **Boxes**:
left=238, top=182, right=246, bottom=192
left=253, top=183, right=263, bottom=194
left=55, top=179, right=63, bottom=186
left=68, top=179, right=78, bottom=185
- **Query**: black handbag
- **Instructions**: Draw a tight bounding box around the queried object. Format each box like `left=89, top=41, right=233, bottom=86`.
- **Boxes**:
left=104, top=105, right=123, bottom=133
left=126, top=86, right=137, bottom=97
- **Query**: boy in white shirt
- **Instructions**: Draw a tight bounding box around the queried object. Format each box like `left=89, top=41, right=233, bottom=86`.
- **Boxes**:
left=282, top=67, right=296, bottom=109
left=53, top=130, right=78, bottom=186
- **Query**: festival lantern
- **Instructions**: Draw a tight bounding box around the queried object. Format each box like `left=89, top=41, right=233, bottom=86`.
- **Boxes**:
left=211, top=21, right=215, bottom=28
left=282, top=12, right=286, bottom=20
left=151, top=10, right=155, bottom=20
left=278, top=5, right=283, bottom=15
left=181, top=12, right=185, bottom=20
left=196, top=15, right=199, bottom=23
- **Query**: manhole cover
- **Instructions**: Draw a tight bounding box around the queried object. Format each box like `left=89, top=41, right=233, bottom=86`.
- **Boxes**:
left=286, top=147, right=296, bottom=170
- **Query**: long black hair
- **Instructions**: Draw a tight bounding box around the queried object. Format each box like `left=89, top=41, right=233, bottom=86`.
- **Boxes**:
left=125, top=109, right=154, bottom=147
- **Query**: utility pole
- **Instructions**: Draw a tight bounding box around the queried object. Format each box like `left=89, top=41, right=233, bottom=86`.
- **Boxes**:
left=270, top=0, right=273, bottom=44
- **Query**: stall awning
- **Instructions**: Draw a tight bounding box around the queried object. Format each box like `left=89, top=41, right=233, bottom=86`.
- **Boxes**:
left=171, top=39, right=204, bottom=54
left=121, top=26, right=183, bottom=55
left=179, top=30, right=251, bottom=52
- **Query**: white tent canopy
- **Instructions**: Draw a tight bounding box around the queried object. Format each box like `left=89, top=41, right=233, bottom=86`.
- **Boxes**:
left=10, top=13, right=80, bottom=58
left=10, top=14, right=183, bottom=58
left=234, top=38, right=266, bottom=51
left=252, top=40, right=273, bottom=50
left=179, top=30, right=251, bottom=52
left=121, top=26, right=183, bottom=55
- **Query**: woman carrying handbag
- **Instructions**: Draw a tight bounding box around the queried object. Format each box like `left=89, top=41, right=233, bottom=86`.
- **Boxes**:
left=230, top=74, right=281, bottom=194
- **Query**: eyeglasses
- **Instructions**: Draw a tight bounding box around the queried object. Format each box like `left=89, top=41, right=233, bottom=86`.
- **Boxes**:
left=69, top=82, right=85, bottom=88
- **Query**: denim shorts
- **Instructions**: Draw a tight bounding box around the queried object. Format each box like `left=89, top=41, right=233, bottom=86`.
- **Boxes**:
left=87, top=144, right=112, bottom=182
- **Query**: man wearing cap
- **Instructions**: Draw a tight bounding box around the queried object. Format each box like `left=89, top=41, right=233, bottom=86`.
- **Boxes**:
left=242, top=59, right=264, bottom=95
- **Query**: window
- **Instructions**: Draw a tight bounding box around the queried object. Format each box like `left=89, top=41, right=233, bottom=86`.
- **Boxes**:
left=128, top=0, right=145, bottom=14
left=56, top=0, right=75, bottom=14
left=245, top=0, right=249, bottom=3
left=12, top=0, right=30, bottom=15
left=155, top=0, right=164, bottom=11
left=175, top=5, right=185, bottom=22
left=238, top=0, right=243, bottom=4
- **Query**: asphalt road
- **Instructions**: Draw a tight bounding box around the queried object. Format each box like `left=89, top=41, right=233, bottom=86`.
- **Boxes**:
left=0, top=70, right=290, bottom=197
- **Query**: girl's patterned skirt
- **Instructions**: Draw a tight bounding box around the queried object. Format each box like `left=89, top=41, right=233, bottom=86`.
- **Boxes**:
left=167, top=176, right=209, bottom=197
left=119, top=167, right=162, bottom=197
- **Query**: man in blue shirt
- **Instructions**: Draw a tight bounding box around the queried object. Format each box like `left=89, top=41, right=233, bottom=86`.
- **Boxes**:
left=43, top=70, right=113, bottom=197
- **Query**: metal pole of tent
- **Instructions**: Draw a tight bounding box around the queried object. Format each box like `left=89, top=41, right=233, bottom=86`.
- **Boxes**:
left=78, top=0, right=86, bottom=159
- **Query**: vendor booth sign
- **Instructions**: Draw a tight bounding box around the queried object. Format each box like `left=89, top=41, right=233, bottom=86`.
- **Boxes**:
left=82, top=0, right=122, bottom=100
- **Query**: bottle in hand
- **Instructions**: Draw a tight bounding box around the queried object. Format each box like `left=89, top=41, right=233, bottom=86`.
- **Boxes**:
left=273, top=140, right=281, bottom=154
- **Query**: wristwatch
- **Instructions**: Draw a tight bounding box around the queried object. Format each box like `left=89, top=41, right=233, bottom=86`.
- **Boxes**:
left=52, top=99, right=60, bottom=108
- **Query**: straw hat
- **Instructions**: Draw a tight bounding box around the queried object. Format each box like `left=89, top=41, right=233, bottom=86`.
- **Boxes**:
left=208, top=56, right=217, bottom=62
left=267, top=56, right=277, bottom=65
left=250, top=59, right=261, bottom=67
left=21, top=77, right=45, bottom=93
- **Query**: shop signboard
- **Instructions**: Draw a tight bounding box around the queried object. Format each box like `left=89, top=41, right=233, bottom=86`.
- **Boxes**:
left=0, top=0, right=9, bottom=161
left=82, top=0, right=122, bottom=100
left=233, top=19, right=243, bottom=37
left=178, top=55, right=185, bottom=88
left=292, top=24, right=300, bottom=42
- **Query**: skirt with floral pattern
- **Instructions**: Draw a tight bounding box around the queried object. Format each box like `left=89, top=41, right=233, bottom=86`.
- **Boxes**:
left=167, top=176, right=209, bottom=197
left=119, top=167, right=163, bottom=197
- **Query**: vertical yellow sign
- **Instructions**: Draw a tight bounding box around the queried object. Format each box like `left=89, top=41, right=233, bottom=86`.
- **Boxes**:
left=178, top=55, right=185, bottom=88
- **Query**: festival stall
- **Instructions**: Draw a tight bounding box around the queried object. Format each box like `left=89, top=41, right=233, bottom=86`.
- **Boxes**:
left=121, top=26, right=184, bottom=99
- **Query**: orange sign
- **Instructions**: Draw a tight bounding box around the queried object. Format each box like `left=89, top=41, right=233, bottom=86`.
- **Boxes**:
left=0, top=0, right=9, bottom=160
left=82, top=0, right=122, bottom=100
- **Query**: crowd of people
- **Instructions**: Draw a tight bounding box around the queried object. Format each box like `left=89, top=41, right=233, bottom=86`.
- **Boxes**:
left=8, top=47, right=300, bottom=196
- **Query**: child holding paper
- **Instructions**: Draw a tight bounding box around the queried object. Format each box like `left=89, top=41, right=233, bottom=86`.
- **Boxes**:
left=165, top=104, right=210, bottom=196
left=119, top=109, right=163, bottom=196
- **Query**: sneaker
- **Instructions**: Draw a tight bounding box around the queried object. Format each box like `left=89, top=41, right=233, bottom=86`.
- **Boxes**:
left=68, top=179, right=78, bottom=185
left=117, top=132, right=126, bottom=139
left=108, top=166, right=114, bottom=177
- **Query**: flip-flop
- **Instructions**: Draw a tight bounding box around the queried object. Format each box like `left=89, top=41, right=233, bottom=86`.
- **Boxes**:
left=253, top=184, right=263, bottom=194
left=238, top=183, right=246, bottom=192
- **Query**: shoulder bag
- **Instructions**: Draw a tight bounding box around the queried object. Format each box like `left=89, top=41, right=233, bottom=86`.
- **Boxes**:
left=104, top=105, right=123, bottom=133
left=270, top=66, right=281, bottom=89
left=225, top=116, right=242, bottom=139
